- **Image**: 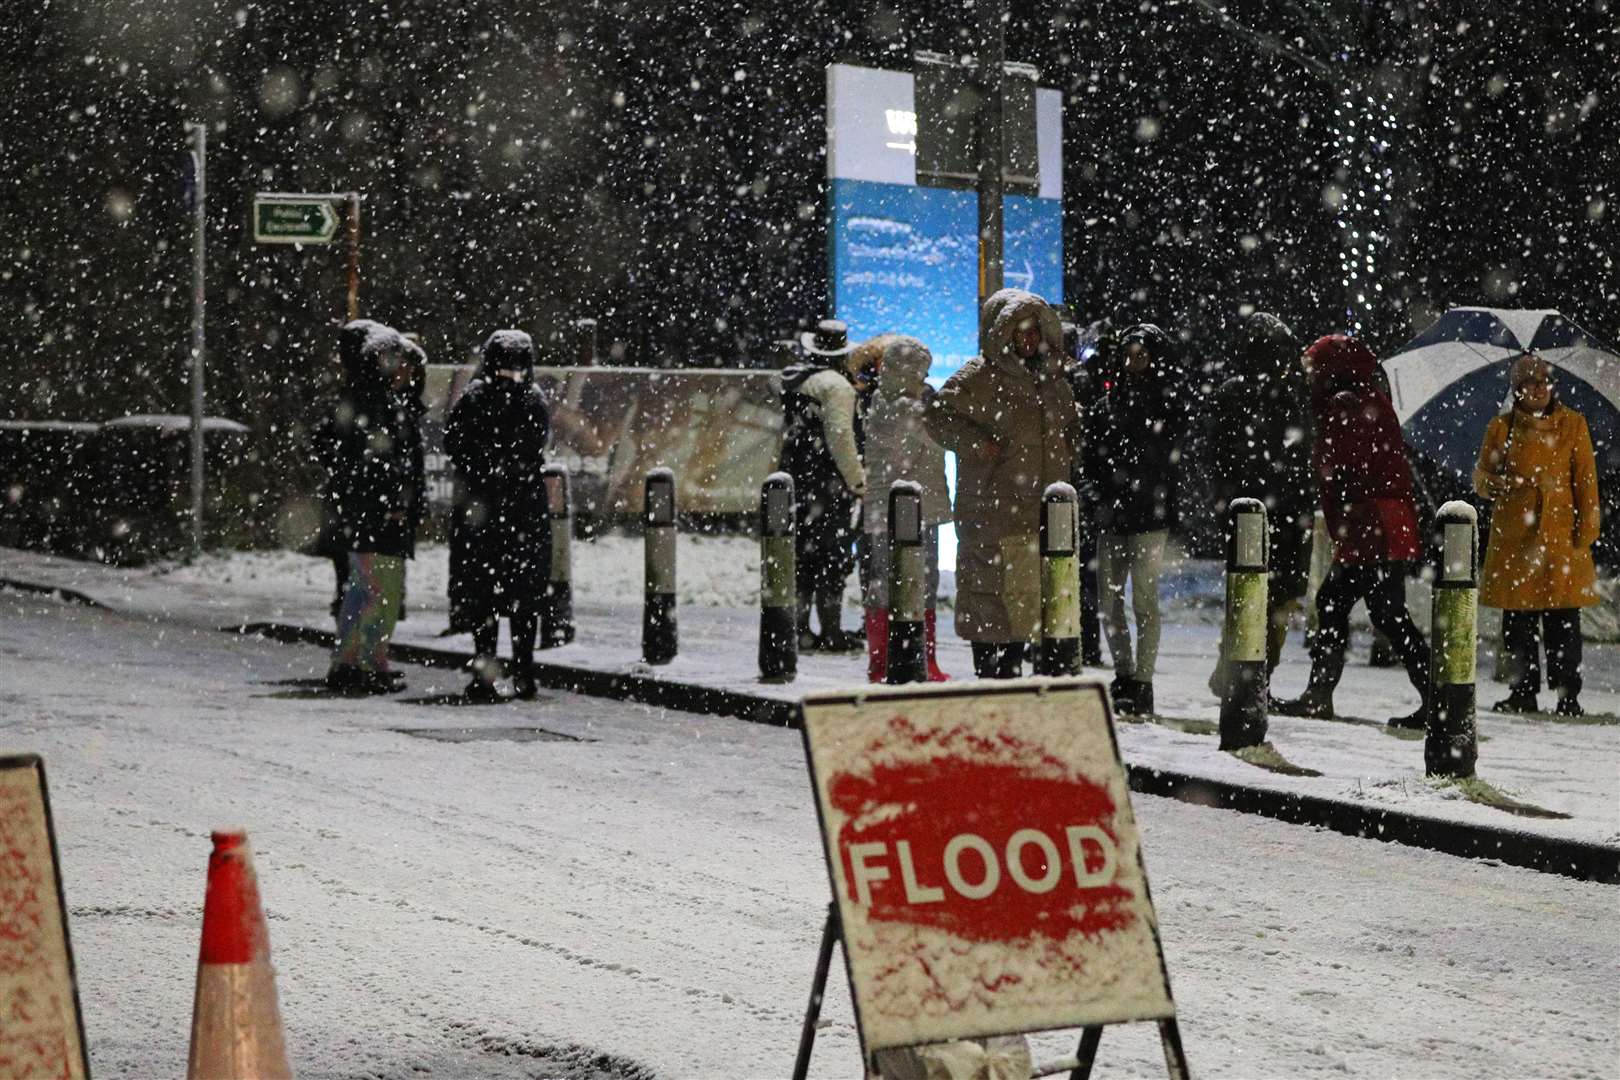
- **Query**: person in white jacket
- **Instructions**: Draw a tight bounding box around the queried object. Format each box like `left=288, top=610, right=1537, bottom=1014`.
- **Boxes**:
left=855, top=334, right=953, bottom=682
left=779, top=319, right=869, bottom=651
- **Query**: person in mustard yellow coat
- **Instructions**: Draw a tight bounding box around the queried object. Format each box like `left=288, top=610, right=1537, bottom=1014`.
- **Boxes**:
left=1473, top=353, right=1602, bottom=716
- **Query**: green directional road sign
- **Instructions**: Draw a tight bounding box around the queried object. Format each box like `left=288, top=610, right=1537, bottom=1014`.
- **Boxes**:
left=252, top=195, right=340, bottom=245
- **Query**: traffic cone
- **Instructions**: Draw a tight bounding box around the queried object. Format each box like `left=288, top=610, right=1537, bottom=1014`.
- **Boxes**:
left=187, top=830, right=293, bottom=1080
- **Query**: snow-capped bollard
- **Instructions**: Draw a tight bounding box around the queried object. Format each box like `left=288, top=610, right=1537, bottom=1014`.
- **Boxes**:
left=885, top=481, right=926, bottom=685
left=1037, top=482, right=1081, bottom=676
left=758, top=472, right=797, bottom=683
left=1219, top=498, right=1270, bottom=750
left=642, top=468, right=678, bottom=665
left=539, top=464, right=575, bottom=648
left=1428, top=501, right=1479, bottom=778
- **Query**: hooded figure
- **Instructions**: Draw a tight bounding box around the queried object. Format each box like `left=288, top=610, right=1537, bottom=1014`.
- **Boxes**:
left=1205, top=312, right=1316, bottom=693
left=325, top=319, right=425, bottom=693
left=1273, top=334, right=1431, bottom=728
left=1080, top=322, right=1189, bottom=715
left=445, top=329, right=553, bottom=701
left=1473, top=352, right=1601, bottom=716
left=925, top=289, right=1080, bottom=678
left=779, top=318, right=869, bottom=652
left=857, top=334, right=952, bottom=682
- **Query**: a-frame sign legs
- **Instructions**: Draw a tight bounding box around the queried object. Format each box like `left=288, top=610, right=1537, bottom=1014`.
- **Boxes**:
left=792, top=903, right=841, bottom=1080
left=1066, top=1018, right=1190, bottom=1080
left=1068, top=1026, right=1103, bottom=1079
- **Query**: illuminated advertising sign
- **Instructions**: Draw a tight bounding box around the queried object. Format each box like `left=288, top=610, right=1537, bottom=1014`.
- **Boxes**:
left=827, top=64, right=1064, bottom=379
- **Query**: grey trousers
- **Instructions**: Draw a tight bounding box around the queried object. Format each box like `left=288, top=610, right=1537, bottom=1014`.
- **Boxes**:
left=1098, top=529, right=1167, bottom=681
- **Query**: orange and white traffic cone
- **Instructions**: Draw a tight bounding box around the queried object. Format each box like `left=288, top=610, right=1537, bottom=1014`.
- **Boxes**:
left=187, top=830, right=293, bottom=1080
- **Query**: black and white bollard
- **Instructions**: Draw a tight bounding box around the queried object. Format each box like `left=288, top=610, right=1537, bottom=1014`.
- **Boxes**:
left=1427, top=501, right=1479, bottom=778
left=642, top=468, right=678, bottom=665
left=885, top=481, right=926, bottom=685
left=758, top=472, right=797, bottom=683
left=1037, top=482, right=1082, bottom=676
left=539, top=464, right=575, bottom=648
left=1219, top=498, right=1270, bottom=750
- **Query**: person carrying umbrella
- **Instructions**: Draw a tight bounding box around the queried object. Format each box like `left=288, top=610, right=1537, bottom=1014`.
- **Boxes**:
left=1473, top=352, right=1602, bottom=716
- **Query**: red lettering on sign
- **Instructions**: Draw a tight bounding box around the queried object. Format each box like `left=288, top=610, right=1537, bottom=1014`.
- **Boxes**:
left=829, top=721, right=1136, bottom=944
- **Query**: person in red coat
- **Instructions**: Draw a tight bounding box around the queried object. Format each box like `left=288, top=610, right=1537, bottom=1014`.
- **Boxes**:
left=1273, top=335, right=1432, bottom=728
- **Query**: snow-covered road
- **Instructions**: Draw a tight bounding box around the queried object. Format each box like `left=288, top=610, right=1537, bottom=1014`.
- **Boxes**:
left=3, top=588, right=1616, bottom=1079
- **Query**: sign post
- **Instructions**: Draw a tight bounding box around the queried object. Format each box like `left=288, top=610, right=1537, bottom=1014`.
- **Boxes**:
left=252, top=191, right=362, bottom=319
left=795, top=678, right=1188, bottom=1078
left=184, top=121, right=207, bottom=558
left=975, top=0, right=1006, bottom=346
left=0, top=755, right=90, bottom=1080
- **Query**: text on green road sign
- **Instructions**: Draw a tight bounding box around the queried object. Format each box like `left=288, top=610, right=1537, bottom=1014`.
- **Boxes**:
left=252, top=197, right=339, bottom=244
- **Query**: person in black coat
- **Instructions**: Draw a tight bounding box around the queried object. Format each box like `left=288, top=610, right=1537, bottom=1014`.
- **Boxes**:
left=1204, top=311, right=1316, bottom=696
left=325, top=319, right=426, bottom=693
left=1082, top=323, right=1190, bottom=715
left=445, top=329, right=552, bottom=701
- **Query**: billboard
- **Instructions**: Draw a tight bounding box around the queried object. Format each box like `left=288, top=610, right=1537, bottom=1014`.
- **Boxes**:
left=827, top=63, right=1064, bottom=379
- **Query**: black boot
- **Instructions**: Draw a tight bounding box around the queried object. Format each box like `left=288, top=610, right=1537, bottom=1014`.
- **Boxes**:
left=973, top=643, right=1023, bottom=679
left=1493, top=689, right=1539, bottom=713
left=1110, top=674, right=1137, bottom=715
left=796, top=595, right=819, bottom=653
left=511, top=610, right=539, bottom=700
left=1132, top=680, right=1154, bottom=717
left=1554, top=694, right=1584, bottom=717
left=1388, top=702, right=1429, bottom=729
left=1273, top=641, right=1344, bottom=719
left=815, top=594, right=863, bottom=652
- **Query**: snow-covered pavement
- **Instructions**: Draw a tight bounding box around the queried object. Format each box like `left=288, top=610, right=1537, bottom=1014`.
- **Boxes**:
left=2, top=585, right=1618, bottom=1078
left=4, top=541, right=1617, bottom=850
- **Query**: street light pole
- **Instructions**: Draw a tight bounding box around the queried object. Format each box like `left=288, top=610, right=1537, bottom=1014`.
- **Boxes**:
left=184, top=120, right=207, bottom=558
left=976, top=0, right=1006, bottom=353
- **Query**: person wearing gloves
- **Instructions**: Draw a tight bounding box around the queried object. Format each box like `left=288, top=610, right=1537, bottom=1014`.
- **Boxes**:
left=1082, top=322, right=1190, bottom=716
left=926, top=289, right=1081, bottom=679
left=1473, top=352, right=1602, bottom=716
left=1273, top=334, right=1432, bottom=728
left=780, top=318, right=869, bottom=652
left=444, top=330, right=553, bottom=702
left=854, top=333, right=952, bottom=682
left=1205, top=311, right=1316, bottom=698
left=325, top=319, right=425, bottom=694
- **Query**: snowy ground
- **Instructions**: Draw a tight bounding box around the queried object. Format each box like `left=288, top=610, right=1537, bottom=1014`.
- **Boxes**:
left=4, top=539, right=1617, bottom=847
left=3, top=587, right=1618, bottom=1079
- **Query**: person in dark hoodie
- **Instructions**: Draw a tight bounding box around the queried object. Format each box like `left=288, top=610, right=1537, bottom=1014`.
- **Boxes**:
left=1083, top=323, right=1189, bottom=715
left=1205, top=312, right=1316, bottom=696
left=1061, top=315, right=1109, bottom=667
left=444, top=330, right=553, bottom=702
left=325, top=319, right=425, bottom=693
left=1274, top=334, right=1431, bottom=728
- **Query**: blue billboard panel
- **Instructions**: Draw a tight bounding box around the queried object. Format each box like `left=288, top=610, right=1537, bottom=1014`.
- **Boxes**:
left=829, top=178, right=1064, bottom=379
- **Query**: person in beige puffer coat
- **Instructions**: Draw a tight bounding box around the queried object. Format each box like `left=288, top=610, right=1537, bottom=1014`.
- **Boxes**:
left=925, top=289, right=1081, bottom=678
left=856, top=333, right=954, bottom=682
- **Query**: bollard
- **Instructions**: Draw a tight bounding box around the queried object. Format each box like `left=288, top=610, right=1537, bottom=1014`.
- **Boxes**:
left=539, top=464, right=575, bottom=648
left=758, top=472, right=797, bottom=682
left=885, top=481, right=926, bottom=684
left=642, top=468, right=678, bottom=664
left=1219, top=498, right=1269, bottom=750
left=1427, top=501, right=1478, bottom=778
left=1037, top=482, right=1081, bottom=676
